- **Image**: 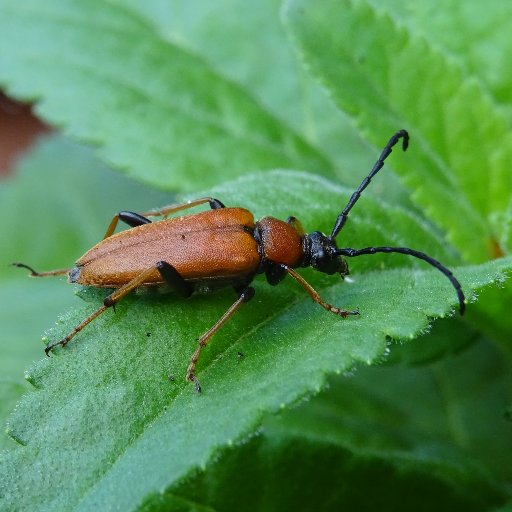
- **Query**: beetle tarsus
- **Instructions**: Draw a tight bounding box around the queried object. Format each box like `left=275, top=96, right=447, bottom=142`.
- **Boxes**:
left=12, top=262, right=39, bottom=276
left=44, top=338, right=67, bottom=356
left=188, top=373, right=202, bottom=393
left=338, top=308, right=360, bottom=318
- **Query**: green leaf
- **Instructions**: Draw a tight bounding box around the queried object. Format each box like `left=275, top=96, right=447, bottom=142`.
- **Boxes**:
left=362, top=1, right=512, bottom=117
left=0, top=381, right=26, bottom=452
left=0, top=279, right=74, bottom=382
left=384, top=316, right=480, bottom=366
left=0, top=0, right=330, bottom=191
left=1, top=164, right=510, bottom=510
left=283, top=337, right=512, bottom=488
left=162, top=339, right=511, bottom=511
left=156, top=435, right=503, bottom=511
left=284, top=0, right=512, bottom=262
left=463, top=279, right=512, bottom=356
left=122, top=0, right=378, bottom=182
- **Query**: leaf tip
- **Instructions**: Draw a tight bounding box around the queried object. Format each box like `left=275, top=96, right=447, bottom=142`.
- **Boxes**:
left=5, top=427, right=27, bottom=447
left=24, top=370, right=42, bottom=389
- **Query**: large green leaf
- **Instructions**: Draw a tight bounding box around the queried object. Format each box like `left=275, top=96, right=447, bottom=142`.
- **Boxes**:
left=1, top=164, right=510, bottom=510
left=363, top=1, right=512, bottom=117
left=290, top=338, right=512, bottom=486
left=162, top=338, right=511, bottom=511
left=1, top=2, right=511, bottom=510
left=121, top=0, right=378, bottom=181
left=384, top=316, right=479, bottom=366
left=0, top=0, right=330, bottom=190
left=118, top=0, right=416, bottom=215
left=284, top=0, right=512, bottom=262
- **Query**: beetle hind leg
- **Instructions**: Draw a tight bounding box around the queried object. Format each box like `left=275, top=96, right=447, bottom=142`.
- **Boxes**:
left=186, top=286, right=255, bottom=393
left=44, top=264, right=169, bottom=355
left=44, top=304, right=108, bottom=355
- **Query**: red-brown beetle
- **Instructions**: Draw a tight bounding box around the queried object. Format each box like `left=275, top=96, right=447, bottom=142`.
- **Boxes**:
left=14, top=130, right=465, bottom=392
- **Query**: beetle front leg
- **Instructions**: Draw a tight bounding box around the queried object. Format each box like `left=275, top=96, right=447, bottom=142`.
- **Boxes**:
left=281, top=265, right=359, bottom=318
left=186, top=287, right=255, bottom=393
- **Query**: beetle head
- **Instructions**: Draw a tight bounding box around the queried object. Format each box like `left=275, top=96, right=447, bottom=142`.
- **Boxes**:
left=304, top=231, right=349, bottom=277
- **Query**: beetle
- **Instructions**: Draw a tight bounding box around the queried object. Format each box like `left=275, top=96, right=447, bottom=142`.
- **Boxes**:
left=14, top=130, right=465, bottom=392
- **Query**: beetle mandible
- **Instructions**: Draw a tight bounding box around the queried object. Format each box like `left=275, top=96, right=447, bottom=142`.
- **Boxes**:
left=14, top=130, right=465, bottom=392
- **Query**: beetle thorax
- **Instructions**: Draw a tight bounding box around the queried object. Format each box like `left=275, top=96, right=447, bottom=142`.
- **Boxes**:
left=254, top=217, right=304, bottom=267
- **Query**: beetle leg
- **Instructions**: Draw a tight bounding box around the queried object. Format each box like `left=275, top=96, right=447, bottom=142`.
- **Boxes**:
left=44, top=304, right=109, bottom=356
left=280, top=265, right=359, bottom=318
left=142, top=197, right=225, bottom=218
left=102, top=211, right=152, bottom=239
left=12, top=262, right=70, bottom=277
left=186, top=287, right=255, bottom=393
left=156, top=260, right=192, bottom=298
left=286, top=216, right=305, bottom=236
left=44, top=265, right=162, bottom=355
left=102, top=197, right=225, bottom=239
left=265, top=263, right=287, bottom=286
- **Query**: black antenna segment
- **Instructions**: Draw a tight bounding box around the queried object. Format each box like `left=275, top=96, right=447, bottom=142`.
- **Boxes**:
left=336, top=246, right=465, bottom=315
left=330, top=129, right=409, bottom=239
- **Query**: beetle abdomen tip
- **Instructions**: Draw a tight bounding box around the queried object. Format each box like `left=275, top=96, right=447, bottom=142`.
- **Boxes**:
left=68, top=266, right=81, bottom=283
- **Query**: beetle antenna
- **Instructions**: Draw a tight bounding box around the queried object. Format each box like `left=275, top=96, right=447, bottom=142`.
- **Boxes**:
left=330, top=130, right=409, bottom=240
left=336, top=246, right=465, bottom=315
